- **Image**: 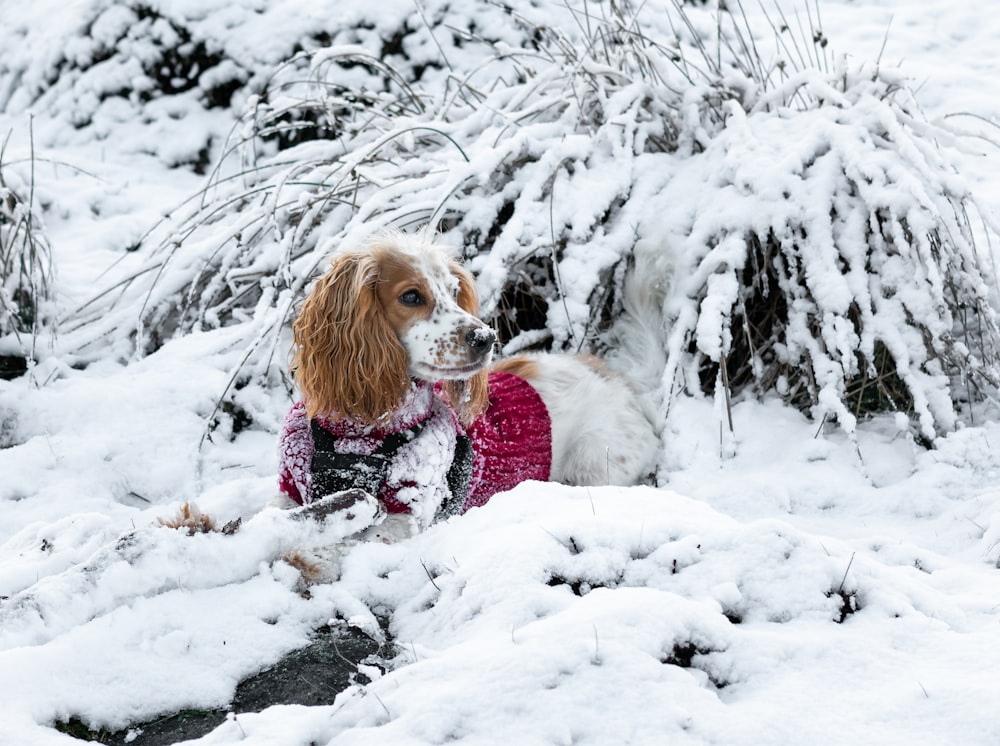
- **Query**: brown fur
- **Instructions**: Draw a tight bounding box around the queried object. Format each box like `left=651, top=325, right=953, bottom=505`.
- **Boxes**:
left=157, top=502, right=216, bottom=535
left=282, top=550, right=335, bottom=587
left=495, top=353, right=612, bottom=382
left=292, top=247, right=410, bottom=423
left=492, top=355, right=541, bottom=382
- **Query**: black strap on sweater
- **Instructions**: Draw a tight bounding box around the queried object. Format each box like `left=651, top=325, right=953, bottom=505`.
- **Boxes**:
left=310, top=420, right=424, bottom=498
left=310, top=420, right=472, bottom=520
left=438, top=433, right=473, bottom=520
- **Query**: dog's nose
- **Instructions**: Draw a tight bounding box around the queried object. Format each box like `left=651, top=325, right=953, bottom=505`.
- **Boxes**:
left=465, top=326, right=497, bottom=356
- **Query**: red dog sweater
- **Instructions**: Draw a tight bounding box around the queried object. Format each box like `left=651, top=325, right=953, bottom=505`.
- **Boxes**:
left=278, top=372, right=552, bottom=523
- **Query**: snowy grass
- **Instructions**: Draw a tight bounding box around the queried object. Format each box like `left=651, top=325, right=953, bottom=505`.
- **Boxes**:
left=0, top=132, right=54, bottom=369
left=59, top=0, right=1000, bottom=444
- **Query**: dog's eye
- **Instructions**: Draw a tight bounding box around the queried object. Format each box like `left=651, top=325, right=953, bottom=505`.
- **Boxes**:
left=399, top=289, right=426, bottom=307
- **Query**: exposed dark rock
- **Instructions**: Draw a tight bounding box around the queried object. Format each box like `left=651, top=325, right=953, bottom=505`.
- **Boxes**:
left=55, top=625, right=384, bottom=745
left=0, top=355, right=27, bottom=381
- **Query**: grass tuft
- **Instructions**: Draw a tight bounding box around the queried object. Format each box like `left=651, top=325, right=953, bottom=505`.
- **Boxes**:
left=0, top=127, right=54, bottom=372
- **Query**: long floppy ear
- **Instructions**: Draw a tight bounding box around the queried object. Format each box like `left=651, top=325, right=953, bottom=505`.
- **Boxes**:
left=291, top=251, right=410, bottom=423
left=441, top=261, right=491, bottom=426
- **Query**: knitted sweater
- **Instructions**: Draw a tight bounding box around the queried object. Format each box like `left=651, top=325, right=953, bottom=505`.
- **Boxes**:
left=278, top=372, right=552, bottom=527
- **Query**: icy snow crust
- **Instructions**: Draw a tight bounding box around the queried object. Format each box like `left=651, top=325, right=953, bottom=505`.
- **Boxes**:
left=3, top=0, right=1000, bottom=744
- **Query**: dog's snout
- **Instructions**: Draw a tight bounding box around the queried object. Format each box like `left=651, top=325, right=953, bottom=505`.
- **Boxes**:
left=465, top=326, right=497, bottom=356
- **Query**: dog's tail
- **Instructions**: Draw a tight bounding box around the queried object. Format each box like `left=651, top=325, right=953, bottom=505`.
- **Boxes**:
left=605, top=237, right=675, bottom=430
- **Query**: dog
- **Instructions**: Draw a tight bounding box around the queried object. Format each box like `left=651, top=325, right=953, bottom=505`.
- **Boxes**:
left=278, top=231, right=658, bottom=540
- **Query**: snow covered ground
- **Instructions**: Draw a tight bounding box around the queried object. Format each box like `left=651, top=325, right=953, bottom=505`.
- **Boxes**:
left=3, top=0, right=1000, bottom=744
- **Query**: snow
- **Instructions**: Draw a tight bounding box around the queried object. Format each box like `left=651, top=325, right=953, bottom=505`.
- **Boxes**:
left=4, top=0, right=1000, bottom=744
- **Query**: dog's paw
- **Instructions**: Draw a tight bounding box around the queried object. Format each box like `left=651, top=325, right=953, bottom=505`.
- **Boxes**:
left=291, top=488, right=385, bottom=534
left=355, top=512, right=417, bottom=544
left=282, top=548, right=343, bottom=590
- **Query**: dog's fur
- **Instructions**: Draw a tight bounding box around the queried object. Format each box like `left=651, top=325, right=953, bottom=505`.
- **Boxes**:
left=287, top=231, right=657, bottom=523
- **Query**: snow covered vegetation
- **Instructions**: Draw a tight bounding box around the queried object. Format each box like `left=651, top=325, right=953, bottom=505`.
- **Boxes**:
left=45, top=0, right=1000, bottom=443
left=0, top=148, right=54, bottom=371
left=3, top=0, right=1000, bottom=743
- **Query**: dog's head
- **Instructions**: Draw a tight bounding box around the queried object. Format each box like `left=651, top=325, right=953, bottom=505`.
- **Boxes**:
left=291, top=232, right=495, bottom=426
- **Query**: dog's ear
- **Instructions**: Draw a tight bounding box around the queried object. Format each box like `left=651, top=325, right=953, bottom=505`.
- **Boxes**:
left=452, top=261, right=480, bottom=315
left=292, top=251, right=410, bottom=423
left=442, top=261, right=491, bottom=426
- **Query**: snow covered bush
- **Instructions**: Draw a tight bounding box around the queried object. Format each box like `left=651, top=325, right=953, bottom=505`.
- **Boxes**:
left=0, top=2, right=250, bottom=171
left=68, top=0, right=1000, bottom=442
left=0, top=155, right=53, bottom=372
left=658, top=71, right=1000, bottom=441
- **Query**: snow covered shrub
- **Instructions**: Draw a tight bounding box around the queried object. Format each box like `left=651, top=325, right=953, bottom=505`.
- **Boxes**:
left=658, top=77, right=1000, bottom=440
left=69, top=0, right=1000, bottom=441
left=0, top=2, right=251, bottom=171
left=0, top=154, right=53, bottom=372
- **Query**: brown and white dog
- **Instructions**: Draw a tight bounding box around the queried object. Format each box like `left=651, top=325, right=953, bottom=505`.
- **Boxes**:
left=278, top=231, right=657, bottom=539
